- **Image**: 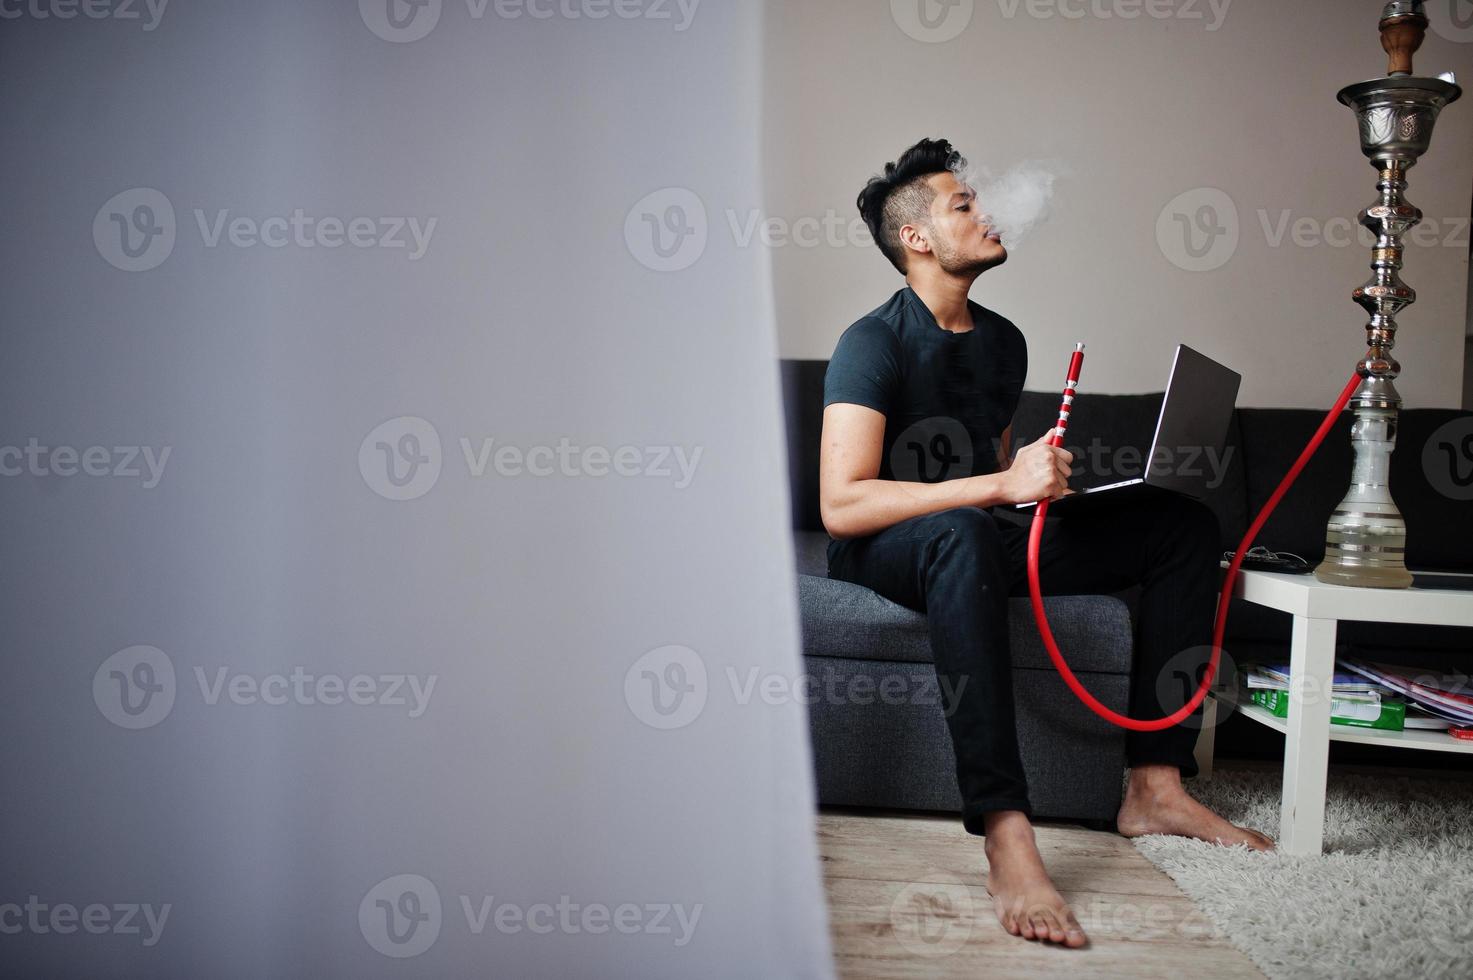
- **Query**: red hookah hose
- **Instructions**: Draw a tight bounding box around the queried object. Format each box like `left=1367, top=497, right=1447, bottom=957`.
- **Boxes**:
left=1026, top=350, right=1361, bottom=732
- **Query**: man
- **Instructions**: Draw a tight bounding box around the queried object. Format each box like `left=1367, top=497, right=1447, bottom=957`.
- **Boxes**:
left=821, top=138, right=1272, bottom=949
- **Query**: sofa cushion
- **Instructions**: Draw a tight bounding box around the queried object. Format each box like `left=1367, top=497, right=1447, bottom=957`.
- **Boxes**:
left=1390, top=409, right=1473, bottom=571
left=797, top=572, right=1133, bottom=673
left=794, top=529, right=831, bottom=578
left=1236, top=408, right=1353, bottom=563
left=782, top=360, right=827, bottom=533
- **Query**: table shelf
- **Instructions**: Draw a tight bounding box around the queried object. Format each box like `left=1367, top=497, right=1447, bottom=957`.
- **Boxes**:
left=1233, top=700, right=1473, bottom=755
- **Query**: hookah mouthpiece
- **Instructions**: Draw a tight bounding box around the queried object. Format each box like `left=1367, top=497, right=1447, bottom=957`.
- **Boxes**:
left=1051, top=344, right=1086, bottom=447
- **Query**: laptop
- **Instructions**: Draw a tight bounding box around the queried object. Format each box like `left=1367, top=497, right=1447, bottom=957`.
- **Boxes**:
left=1015, top=344, right=1242, bottom=510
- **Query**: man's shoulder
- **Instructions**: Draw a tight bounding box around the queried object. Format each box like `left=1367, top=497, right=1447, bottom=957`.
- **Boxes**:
left=838, top=288, right=909, bottom=345
left=836, top=314, right=901, bottom=348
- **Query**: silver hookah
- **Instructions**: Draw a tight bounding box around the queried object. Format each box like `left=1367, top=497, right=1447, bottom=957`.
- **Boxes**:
left=1315, top=1, right=1462, bottom=588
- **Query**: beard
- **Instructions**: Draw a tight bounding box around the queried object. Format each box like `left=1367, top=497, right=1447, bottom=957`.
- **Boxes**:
left=933, top=235, right=1008, bottom=277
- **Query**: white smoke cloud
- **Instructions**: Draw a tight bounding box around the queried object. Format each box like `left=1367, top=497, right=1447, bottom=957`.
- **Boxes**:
left=954, top=159, right=1063, bottom=250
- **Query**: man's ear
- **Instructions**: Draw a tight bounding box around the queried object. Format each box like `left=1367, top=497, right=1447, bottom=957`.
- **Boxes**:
left=897, top=222, right=931, bottom=260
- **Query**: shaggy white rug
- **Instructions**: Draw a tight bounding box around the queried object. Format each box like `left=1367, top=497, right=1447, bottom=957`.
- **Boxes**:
left=1131, top=769, right=1473, bottom=980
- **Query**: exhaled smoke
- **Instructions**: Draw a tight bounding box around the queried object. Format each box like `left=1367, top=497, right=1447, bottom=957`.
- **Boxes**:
left=955, top=160, right=1062, bottom=249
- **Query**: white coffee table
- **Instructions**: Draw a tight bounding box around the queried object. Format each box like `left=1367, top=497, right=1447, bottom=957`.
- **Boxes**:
left=1227, top=568, right=1473, bottom=855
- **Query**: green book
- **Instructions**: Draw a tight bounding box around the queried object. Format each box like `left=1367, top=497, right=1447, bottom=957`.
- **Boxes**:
left=1249, top=688, right=1406, bottom=732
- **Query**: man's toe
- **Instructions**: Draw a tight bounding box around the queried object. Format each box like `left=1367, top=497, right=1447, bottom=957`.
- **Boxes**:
left=1027, top=911, right=1051, bottom=942
left=1243, top=827, right=1275, bottom=850
left=1042, top=909, right=1067, bottom=943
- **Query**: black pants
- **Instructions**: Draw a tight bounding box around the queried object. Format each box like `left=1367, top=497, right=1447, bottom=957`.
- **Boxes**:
left=826, top=492, right=1220, bottom=835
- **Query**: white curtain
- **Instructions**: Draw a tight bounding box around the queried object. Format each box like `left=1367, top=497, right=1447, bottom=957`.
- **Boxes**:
left=0, top=2, right=832, bottom=976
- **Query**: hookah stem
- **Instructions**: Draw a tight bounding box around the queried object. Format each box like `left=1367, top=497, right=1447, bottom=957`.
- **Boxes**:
left=1027, top=347, right=1362, bottom=732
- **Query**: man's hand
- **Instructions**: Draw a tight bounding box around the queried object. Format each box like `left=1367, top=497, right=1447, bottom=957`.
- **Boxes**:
left=1002, top=430, right=1073, bottom=504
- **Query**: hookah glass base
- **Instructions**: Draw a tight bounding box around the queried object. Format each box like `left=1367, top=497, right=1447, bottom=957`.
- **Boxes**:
left=1314, top=406, right=1414, bottom=588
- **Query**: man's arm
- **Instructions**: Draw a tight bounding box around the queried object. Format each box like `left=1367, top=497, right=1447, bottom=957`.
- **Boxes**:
left=818, top=405, right=1072, bottom=541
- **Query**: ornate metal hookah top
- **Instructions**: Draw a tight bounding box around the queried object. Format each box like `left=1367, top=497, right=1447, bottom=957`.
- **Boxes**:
left=1314, top=1, right=1462, bottom=588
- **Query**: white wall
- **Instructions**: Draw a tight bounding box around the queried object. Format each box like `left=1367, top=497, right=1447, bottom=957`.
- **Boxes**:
left=764, top=0, right=1473, bottom=408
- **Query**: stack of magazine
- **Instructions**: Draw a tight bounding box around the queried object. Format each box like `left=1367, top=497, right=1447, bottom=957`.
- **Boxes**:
left=1241, top=664, right=1406, bottom=731
left=1341, top=659, right=1473, bottom=732
left=1241, top=661, right=1472, bottom=736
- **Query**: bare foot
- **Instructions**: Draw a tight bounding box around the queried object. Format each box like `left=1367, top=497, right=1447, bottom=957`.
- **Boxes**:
left=1117, top=765, right=1274, bottom=851
left=982, top=811, right=1088, bottom=948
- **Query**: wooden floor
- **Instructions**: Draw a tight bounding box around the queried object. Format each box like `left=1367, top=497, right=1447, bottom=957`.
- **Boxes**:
left=819, top=809, right=1264, bottom=979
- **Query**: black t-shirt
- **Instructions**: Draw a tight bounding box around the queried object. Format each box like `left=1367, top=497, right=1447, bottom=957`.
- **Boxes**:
left=823, top=285, right=1028, bottom=486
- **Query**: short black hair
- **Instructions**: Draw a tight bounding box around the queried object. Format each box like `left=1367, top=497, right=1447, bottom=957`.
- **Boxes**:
left=856, top=138, right=966, bottom=274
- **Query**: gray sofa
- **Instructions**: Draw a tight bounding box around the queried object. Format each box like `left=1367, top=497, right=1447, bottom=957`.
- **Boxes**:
left=783, top=360, right=1134, bottom=823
